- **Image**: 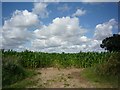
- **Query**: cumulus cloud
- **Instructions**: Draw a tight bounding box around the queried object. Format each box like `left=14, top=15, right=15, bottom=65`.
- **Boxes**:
left=2, top=1, right=117, bottom=53
left=2, top=10, right=38, bottom=49
left=86, top=39, right=104, bottom=52
left=0, top=27, right=2, bottom=49
left=32, top=16, right=88, bottom=52
left=3, top=13, right=112, bottom=52
left=34, top=16, right=86, bottom=38
left=94, top=19, right=117, bottom=40
left=32, top=2, right=49, bottom=18
left=4, top=10, right=38, bottom=29
left=2, top=2, right=49, bottom=50
left=3, top=28, right=33, bottom=49
left=72, top=9, right=86, bottom=17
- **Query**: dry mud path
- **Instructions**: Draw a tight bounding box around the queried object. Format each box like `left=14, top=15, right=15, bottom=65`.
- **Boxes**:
left=27, top=67, right=100, bottom=88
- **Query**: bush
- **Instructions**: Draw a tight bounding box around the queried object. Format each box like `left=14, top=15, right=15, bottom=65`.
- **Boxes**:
left=2, top=55, right=27, bottom=87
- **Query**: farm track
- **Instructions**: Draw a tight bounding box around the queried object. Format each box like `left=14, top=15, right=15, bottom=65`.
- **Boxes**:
left=27, top=68, right=98, bottom=88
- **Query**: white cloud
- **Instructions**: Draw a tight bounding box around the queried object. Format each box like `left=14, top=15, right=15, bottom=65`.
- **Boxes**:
left=2, top=27, right=33, bottom=49
left=2, top=10, right=38, bottom=49
left=32, top=16, right=88, bottom=52
left=34, top=16, right=86, bottom=39
left=2, top=13, right=108, bottom=52
left=32, top=2, right=49, bottom=18
left=57, top=4, right=70, bottom=12
left=0, top=27, right=2, bottom=49
left=2, top=2, right=50, bottom=50
left=94, top=19, right=117, bottom=40
left=72, top=9, right=86, bottom=17
left=2, top=2, right=117, bottom=53
left=4, top=10, right=38, bottom=29
left=87, top=39, right=104, bottom=52
left=80, top=36, right=90, bottom=42
left=118, top=32, right=120, bottom=35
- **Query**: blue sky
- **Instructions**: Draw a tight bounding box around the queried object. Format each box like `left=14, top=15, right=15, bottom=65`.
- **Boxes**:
left=2, top=2, right=118, bottom=36
left=2, top=2, right=119, bottom=52
left=3, top=2, right=118, bottom=25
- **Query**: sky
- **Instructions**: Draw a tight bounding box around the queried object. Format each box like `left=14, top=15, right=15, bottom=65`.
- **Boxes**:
left=1, top=2, right=119, bottom=53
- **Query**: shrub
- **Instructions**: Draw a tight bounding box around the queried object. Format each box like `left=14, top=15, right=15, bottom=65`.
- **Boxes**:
left=2, top=55, right=26, bottom=87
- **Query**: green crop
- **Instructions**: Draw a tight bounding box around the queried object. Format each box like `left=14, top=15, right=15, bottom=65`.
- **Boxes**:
left=2, top=49, right=114, bottom=68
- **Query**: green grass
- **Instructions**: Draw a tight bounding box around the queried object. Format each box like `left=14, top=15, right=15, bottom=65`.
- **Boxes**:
left=81, top=67, right=118, bottom=88
left=3, top=69, right=37, bottom=88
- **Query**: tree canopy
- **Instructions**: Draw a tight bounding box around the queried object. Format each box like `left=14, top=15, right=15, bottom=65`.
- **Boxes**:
left=100, top=34, right=120, bottom=52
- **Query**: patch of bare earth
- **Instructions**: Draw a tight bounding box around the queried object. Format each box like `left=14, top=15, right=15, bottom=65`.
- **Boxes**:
left=27, top=67, right=96, bottom=88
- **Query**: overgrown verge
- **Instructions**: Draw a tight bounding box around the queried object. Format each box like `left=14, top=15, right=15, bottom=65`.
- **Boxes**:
left=81, top=67, right=118, bottom=88
left=95, top=52, right=120, bottom=76
left=81, top=52, right=120, bottom=88
left=2, top=55, right=36, bottom=88
left=2, top=50, right=119, bottom=88
left=5, top=69, right=37, bottom=88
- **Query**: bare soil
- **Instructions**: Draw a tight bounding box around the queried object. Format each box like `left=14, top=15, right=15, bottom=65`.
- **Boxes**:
left=27, top=67, right=97, bottom=88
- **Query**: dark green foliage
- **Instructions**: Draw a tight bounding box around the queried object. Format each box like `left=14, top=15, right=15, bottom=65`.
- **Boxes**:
left=99, top=34, right=120, bottom=77
left=2, top=55, right=27, bottom=87
left=100, top=34, right=120, bottom=52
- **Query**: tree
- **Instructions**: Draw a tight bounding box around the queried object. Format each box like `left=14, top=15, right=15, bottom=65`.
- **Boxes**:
left=100, top=34, right=120, bottom=52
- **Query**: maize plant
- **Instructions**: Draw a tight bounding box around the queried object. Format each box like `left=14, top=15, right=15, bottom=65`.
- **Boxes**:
left=2, top=49, right=114, bottom=68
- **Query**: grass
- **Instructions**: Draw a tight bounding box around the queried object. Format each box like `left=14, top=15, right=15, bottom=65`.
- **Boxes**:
left=4, top=69, right=37, bottom=88
left=81, top=67, right=118, bottom=88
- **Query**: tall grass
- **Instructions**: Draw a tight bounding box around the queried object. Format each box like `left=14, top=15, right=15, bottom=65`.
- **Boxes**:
left=2, top=51, right=36, bottom=87
left=94, top=52, right=120, bottom=76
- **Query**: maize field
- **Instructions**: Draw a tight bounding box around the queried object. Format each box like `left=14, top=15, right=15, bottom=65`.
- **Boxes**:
left=2, top=49, right=120, bottom=87
left=2, top=50, right=113, bottom=68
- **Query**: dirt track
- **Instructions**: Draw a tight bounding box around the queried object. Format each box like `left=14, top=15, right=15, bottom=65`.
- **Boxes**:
left=27, top=67, right=98, bottom=88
